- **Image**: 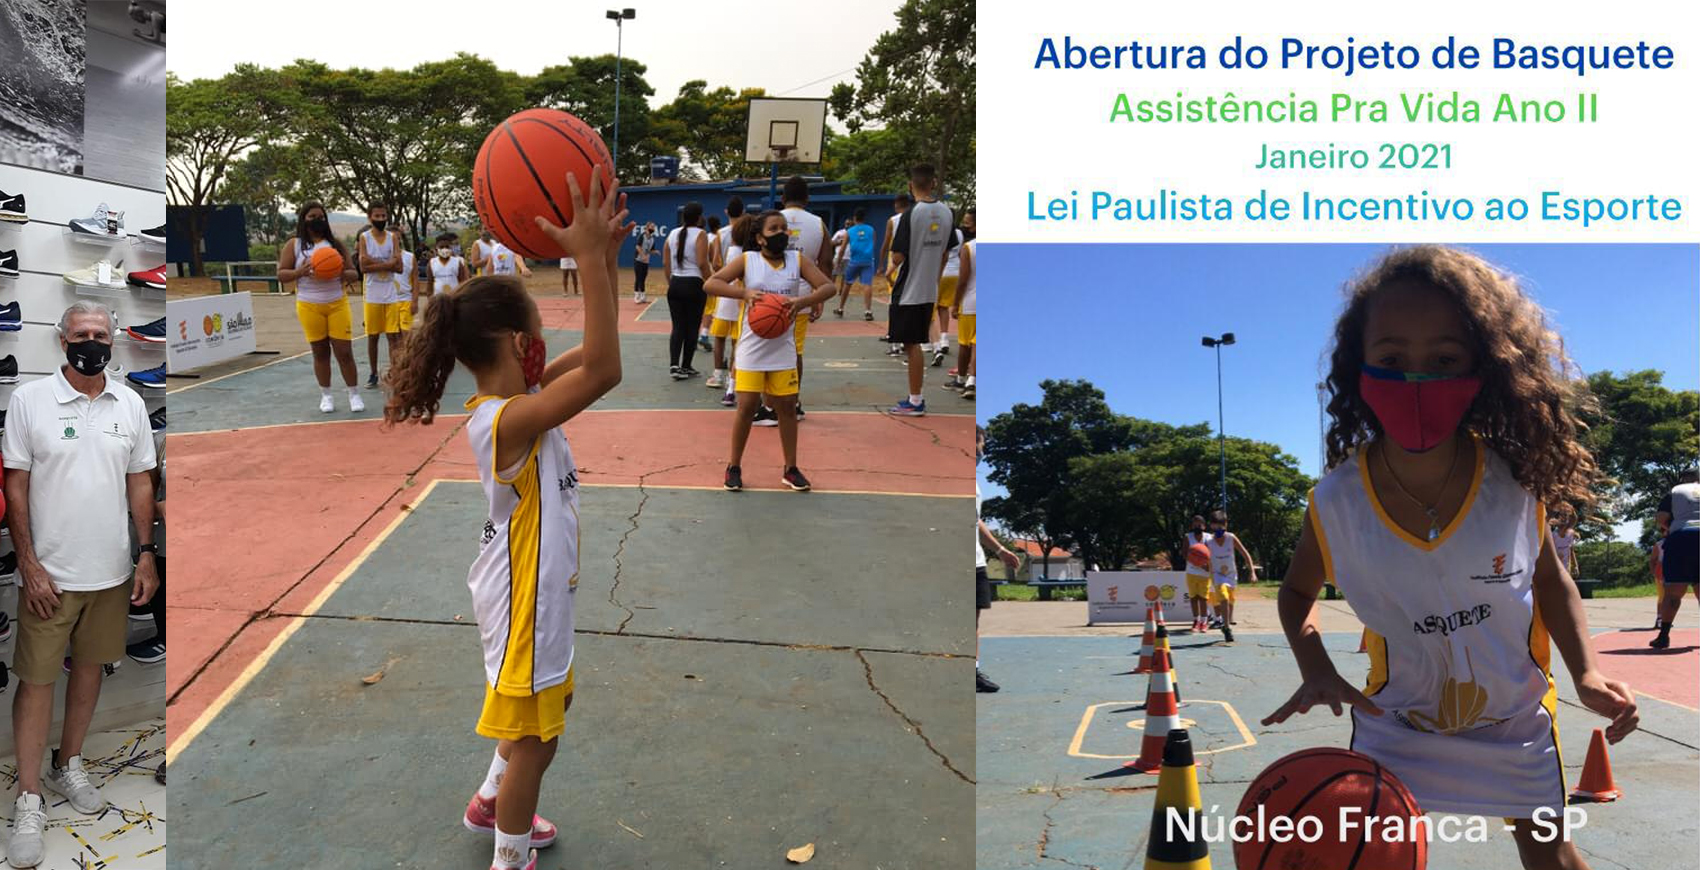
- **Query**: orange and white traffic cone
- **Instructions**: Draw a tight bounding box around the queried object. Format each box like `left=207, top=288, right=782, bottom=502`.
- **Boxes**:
left=1154, top=623, right=1182, bottom=705
left=1154, top=600, right=1169, bottom=635
left=1124, top=642, right=1180, bottom=772
left=1144, top=728, right=1211, bottom=869
left=1570, top=728, right=1622, bottom=802
left=1134, top=604, right=1157, bottom=674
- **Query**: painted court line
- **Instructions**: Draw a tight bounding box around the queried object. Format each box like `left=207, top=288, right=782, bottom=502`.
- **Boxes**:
left=1065, top=699, right=1257, bottom=759
left=166, top=350, right=311, bottom=393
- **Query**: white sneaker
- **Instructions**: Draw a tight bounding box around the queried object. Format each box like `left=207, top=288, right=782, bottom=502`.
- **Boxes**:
left=348, top=392, right=366, bottom=413
left=69, top=203, right=124, bottom=236
left=319, top=394, right=335, bottom=413
left=706, top=371, right=724, bottom=388
left=7, top=793, right=44, bottom=867
left=45, top=755, right=105, bottom=814
left=62, top=259, right=126, bottom=288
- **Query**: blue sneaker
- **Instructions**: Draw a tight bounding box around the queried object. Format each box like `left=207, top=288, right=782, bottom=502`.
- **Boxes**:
left=125, top=317, right=166, bottom=343
left=126, top=364, right=166, bottom=389
left=697, top=333, right=713, bottom=352
left=888, top=398, right=926, bottom=417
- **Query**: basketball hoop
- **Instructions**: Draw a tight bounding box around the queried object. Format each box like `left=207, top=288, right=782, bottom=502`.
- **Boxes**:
left=770, top=145, right=795, bottom=164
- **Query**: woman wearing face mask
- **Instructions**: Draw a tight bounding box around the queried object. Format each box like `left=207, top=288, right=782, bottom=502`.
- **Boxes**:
left=277, top=202, right=362, bottom=413
left=1263, top=246, right=1635, bottom=870
left=662, top=203, right=711, bottom=380
left=703, top=210, right=837, bottom=492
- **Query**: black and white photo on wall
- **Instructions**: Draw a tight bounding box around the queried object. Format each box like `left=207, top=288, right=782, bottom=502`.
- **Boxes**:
left=0, top=0, right=87, bottom=175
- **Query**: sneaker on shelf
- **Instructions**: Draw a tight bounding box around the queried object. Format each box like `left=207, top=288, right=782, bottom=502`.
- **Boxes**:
left=139, top=224, right=166, bottom=244
left=126, top=365, right=167, bottom=390
left=125, top=317, right=167, bottom=343
left=781, top=466, right=811, bottom=492
left=888, top=398, right=926, bottom=417
left=44, top=754, right=107, bottom=814
left=69, top=203, right=125, bottom=236
left=0, top=249, right=18, bottom=277
left=8, top=793, right=45, bottom=868
left=0, top=190, right=26, bottom=223
left=463, top=792, right=558, bottom=848
left=149, top=405, right=166, bottom=431
left=751, top=406, right=779, bottom=427
left=126, top=263, right=167, bottom=290
left=0, top=354, right=18, bottom=384
left=723, top=465, right=743, bottom=492
left=720, top=391, right=736, bottom=407
left=0, top=300, right=23, bottom=331
left=125, top=640, right=165, bottom=664
left=64, top=258, right=127, bottom=289
left=976, top=669, right=1000, bottom=693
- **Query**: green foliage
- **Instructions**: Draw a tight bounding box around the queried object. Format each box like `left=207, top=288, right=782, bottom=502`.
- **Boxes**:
left=982, top=379, right=1312, bottom=580
left=829, top=0, right=976, bottom=203
left=166, top=71, right=270, bottom=275
left=649, top=80, right=768, bottom=181
left=1574, top=540, right=1654, bottom=588
left=526, top=56, right=657, bottom=182
left=1578, top=370, right=1700, bottom=544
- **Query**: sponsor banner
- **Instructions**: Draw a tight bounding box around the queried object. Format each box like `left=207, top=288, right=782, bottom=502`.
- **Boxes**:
left=166, top=292, right=257, bottom=372
left=1086, top=570, right=1188, bottom=625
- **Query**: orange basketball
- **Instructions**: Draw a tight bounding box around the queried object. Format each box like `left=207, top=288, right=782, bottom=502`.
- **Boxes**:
left=746, top=294, right=792, bottom=339
left=472, top=108, right=614, bottom=259
left=309, top=246, right=344, bottom=280
left=1187, top=543, right=1211, bottom=569
left=1234, top=748, right=1426, bottom=870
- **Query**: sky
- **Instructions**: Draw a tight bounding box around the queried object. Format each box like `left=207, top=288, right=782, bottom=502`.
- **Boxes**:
left=976, top=244, right=1700, bottom=541
left=166, top=0, right=902, bottom=108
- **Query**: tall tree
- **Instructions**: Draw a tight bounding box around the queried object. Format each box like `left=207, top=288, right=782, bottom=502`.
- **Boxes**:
left=829, top=0, right=975, bottom=202
left=1579, top=369, right=1700, bottom=542
left=528, top=56, right=656, bottom=183
left=165, top=70, right=268, bottom=275
left=649, top=80, right=768, bottom=181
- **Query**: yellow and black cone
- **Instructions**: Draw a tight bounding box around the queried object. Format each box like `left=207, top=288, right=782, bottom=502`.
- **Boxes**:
left=1144, top=728, right=1210, bottom=869
left=1154, top=623, right=1181, bottom=705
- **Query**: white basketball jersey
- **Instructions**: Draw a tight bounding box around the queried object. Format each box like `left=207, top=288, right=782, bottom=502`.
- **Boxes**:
left=783, top=207, right=826, bottom=264
left=361, top=230, right=398, bottom=302
left=1310, top=437, right=1563, bottom=817
left=735, top=250, right=801, bottom=373
left=397, top=250, right=414, bottom=296
left=293, top=239, right=344, bottom=304
left=473, top=239, right=494, bottom=275
left=941, top=229, right=963, bottom=278
left=1206, top=534, right=1238, bottom=584
left=1182, top=531, right=1211, bottom=578
left=488, top=244, right=518, bottom=276
left=958, top=240, right=977, bottom=315
left=714, top=244, right=744, bottom=321
left=667, top=227, right=705, bottom=276
left=431, top=255, right=464, bottom=294
left=464, top=395, right=580, bottom=695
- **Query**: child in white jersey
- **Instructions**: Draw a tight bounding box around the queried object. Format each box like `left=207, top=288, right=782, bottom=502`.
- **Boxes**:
left=1264, top=246, right=1637, bottom=870
left=703, top=210, right=837, bottom=493
left=384, top=170, right=629, bottom=870
left=430, top=233, right=471, bottom=296
left=707, top=213, right=754, bottom=400
left=357, top=204, right=405, bottom=389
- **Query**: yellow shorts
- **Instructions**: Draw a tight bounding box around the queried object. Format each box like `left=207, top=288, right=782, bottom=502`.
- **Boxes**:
left=1213, top=582, right=1236, bottom=604
left=476, top=667, right=575, bottom=741
left=937, top=276, right=959, bottom=308
left=397, top=297, right=414, bottom=331
left=297, top=299, right=353, bottom=342
left=1185, top=574, right=1212, bottom=602
left=735, top=368, right=799, bottom=397
left=363, top=301, right=401, bottom=335
left=793, top=311, right=809, bottom=353
left=710, top=316, right=738, bottom=338
left=957, top=313, right=976, bottom=346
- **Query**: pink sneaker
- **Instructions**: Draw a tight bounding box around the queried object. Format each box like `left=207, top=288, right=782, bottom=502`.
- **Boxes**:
left=464, top=793, right=558, bottom=848
left=489, top=848, right=536, bottom=870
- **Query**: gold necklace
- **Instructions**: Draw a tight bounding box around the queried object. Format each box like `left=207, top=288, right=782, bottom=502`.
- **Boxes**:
left=1379, top=438, right=1464, bottom=541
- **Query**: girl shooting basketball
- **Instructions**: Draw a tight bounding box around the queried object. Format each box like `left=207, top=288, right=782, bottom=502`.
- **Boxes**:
left=384, top=170, right=630, bottom=870
left=705, top=210, right=837, bottom=492
left=1263, top=246, right=1638, bottom=870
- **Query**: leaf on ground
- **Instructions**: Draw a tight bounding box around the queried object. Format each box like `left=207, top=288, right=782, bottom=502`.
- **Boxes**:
left=616, top=819, right=644, bottom=839
left=361, top=656, right=401, bottom=686
left=786, top=843, right=815, bottom=863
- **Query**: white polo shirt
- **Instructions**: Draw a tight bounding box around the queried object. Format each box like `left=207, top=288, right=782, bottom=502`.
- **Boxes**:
left=3, top=368, right=156, bottom=591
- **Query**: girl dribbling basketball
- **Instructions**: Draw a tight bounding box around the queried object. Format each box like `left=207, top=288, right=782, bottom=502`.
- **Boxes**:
left=705, top=210, right=836, bottom=493
left=384, top=170, right=630, bottom=870
left=1263, top=246, right=1639, bottom=870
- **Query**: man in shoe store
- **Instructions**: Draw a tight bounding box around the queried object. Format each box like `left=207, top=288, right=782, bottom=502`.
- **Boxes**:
left=1, top=301, right=158, bottom=867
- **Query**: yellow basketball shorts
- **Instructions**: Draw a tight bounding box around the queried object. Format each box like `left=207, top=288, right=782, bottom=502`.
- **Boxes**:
left=1185, top=574, right=1212, bottom=602
left=957, top=313, right=976, bottom=346
left=1213, top=582, right=1236, bottom=604
left=937, top=276, right=959, bottom=309
left=710, top=316, right=738, bottom=338
left=297, top=299, right=353, bottom=342
left=792, top=312, right=809, bottom=354
left=476, top=667, right=575, bottom=741
left=735, top=368, right=799, bottom=397
left=397, top=298, right=414, bottom=331
left=363, top=301, right=401, bottom=335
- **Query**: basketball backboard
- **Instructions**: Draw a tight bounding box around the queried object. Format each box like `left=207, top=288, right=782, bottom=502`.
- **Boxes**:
left=745, top=98, right=827, bottom=165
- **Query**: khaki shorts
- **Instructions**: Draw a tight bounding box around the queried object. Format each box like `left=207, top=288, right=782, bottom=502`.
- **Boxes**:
left=15, top=583, right=131, bottom=684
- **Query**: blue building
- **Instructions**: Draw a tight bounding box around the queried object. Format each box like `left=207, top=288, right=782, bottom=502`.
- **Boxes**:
left=614, top=178, right=904, bottom=264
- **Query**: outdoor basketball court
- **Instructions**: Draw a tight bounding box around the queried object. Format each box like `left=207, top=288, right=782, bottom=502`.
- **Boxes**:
left=976, top=602, right=1700, bottom=869
left=166, top=290, right=976, bottom=868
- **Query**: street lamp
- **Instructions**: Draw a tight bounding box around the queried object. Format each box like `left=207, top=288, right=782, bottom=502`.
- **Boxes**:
left=1201, top=332, right=1236, bottom=511
left=606, top=8, right=636, bottom=176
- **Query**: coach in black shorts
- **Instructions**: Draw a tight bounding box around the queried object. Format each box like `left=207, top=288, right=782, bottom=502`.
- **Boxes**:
left=886, top=164, right=954, bottom=418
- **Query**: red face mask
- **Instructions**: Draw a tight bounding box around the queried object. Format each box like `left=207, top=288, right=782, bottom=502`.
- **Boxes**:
left=1358, top=365, right=1482, bottom=453
left=521, top=333, right=547, bottom=388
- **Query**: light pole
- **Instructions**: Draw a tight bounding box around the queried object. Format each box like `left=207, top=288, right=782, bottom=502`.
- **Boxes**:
left=1201, top=332, right=1236, bottom=511
left=606, top=8, right=636, bottom=176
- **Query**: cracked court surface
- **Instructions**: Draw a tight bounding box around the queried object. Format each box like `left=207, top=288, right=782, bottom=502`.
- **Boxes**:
left=976, top=628, right=1700, bottom=870
left=166, top=294, right=975, bottom=868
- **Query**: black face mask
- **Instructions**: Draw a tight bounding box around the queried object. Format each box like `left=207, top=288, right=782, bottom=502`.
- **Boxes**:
left=307, top=218, right=331, bottom=237
left=66, top=339, right=112, bottom=376
left=762, top=232, right=789, bottom=257
left=371, top=220, right=387, bottom=231
left=1190, top=528, right=1204, bottom=537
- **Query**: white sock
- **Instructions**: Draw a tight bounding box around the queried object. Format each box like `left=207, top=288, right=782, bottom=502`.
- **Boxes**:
left=493, top=828, right=531, bottom=869
left=321, top=387, right=334, bottom=400
left=478, top=750, right=507, bottom=800
left=699, top=326, right=709, bottom=336
left=964, top=376, right=975, bottom=387
left=922, top=342, right=933, bottom=352
left=909, top=394, right=923, bottom=405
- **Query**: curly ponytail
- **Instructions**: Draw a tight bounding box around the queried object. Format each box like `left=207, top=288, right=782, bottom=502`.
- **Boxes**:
left=384, top=276, right=534, bottom=426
